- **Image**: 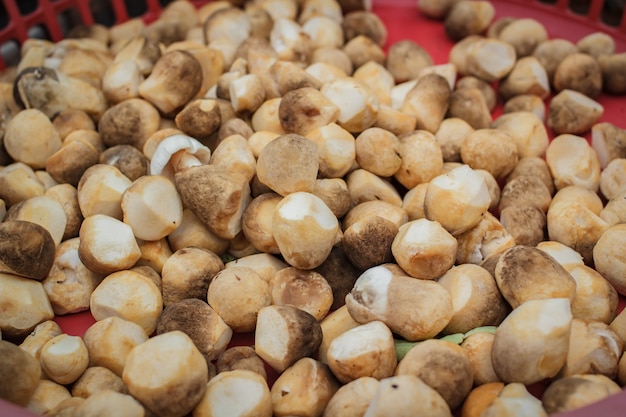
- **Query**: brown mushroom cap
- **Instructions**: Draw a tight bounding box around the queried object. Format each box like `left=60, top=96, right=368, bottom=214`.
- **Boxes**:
left=0, top=220, right=56, bottom=280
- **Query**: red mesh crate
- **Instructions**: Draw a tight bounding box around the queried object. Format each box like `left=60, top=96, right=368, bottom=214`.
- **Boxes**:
left=0, top=1, right=625, bottom=416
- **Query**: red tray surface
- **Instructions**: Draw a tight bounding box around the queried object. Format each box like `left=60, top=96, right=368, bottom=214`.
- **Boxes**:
left=2, top=0, right=626, bottom=416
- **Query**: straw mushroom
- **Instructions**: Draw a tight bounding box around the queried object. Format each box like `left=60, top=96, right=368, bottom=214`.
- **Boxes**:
left=437, top=264, right=508, bottom=334
left=345, top=265, right=453, bottom=341
left=447, top=87, right=492, bottom=129
left=157, top=298, right=232, bottom=363
left=553, top=52, right=603, bottom=98
left=98, top=98, right=160, bottom=150
left=42, top=237, right=102, bottom=315
left=269, top=267, right=333, bottom=321
left=546, top=134, right=601, bottom=192
left=4, top=108, right=62, bottom=169
left=82, top=316, right=149, bottom=377
left=542, top=374, right=622, bottom=415
left=598, top=52, right=626, bottom=94
left=77, top=164, right=132, bottom=220
left=13, top=67, right=107, bottom=120
left=391, top=218, right=457, bottom=280
left=256, top=133, right=319, bottom=195
left=90, top=269, right=163, bottom=335
left=271, top=357, right=338, bottom=417
left=593, top=223, right=626, bottom=295
left=480, top=383, right=547, bottom=417
left=424, top=164, right=492, bottom=235
left=279, top=87, right=340, bottom=137
left=193, top=369, right=272, bottom=417
left=498, top=18, right=547, bottom=57
left=39, top=334, right=89, bottom=385
left=444, top=1, right=495, bottom=41
left=71, top=366, right=127, bottom=398
left=491, top=297, right=572, bottom=384
left=0, top=220, right=56, bottom=280
left=461, top=331, right=500, bottom=386
left=326, top=320, right=397, bottom=383
left=71, top=390, right=143, bottom=416
left=323, top=377, right=379, bottom=417
left=320, top=77, right=380, bottom=133
left=396, top=339, right=473, bottom=410
left=465, top=38, right=516, bottom=82
left=272, top=191, right=340, bottom=270
left=386, top=39, right=433, bottom=83
left=255, top=305, right=323, bottom=373
left=548, top=89, right=604, bottom=135
left=121, top=174, right=183, bottom=241
left=0, top=340, right=42, bottom=406
left=216, top=346, right=267, bottom=379
left=207, top=267, right=271, bottom=333
left=560, top=318, right=623, bottom=378
left=343, top=215, right=397, bottom=270
left=363, top=374, right=451, bottom=417
left=123, top=330, right=209, bottom=417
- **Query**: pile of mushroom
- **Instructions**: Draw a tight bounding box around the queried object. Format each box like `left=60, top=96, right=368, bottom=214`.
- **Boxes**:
left=1, top=0, right=626, bottom=416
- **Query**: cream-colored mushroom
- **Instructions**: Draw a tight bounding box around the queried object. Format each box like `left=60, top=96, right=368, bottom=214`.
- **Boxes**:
left=90, top=269, right=163, bottom=335
left=320, top=77, right=380, bottom=133
left=0, top=273, right=54, bottom=340
left=82, top=316, right=149, bottom=377
left=424, top=164, right=491, bottom=235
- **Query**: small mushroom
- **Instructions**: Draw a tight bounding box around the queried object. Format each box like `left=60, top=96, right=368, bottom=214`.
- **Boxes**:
left=491, top=297, right=572, bottom=384
left=255, top=305, right=323, bottom=373
left=323, top=377, right=379, bottom=417
left=326, top=320, right=397, bottom=383
left=157, top=298, right=232, bottom=363
left=0, top=272, right=54, bottom=340
left=494, top=245, right=576, bottom=308
left=279, top=87, right=340, bottom=136
left=271, top=357, right=338, bottom=417
left=161, top=246, right=224, bottom=306
left=546, top=134, right=601, bottom=192
left=320, top=77, right=379, bottom=133
left=256, top=133, right=319, bottom=195
left=42, top=237, right=102, bottom=315
left=272, top=191, right=340, bottom=269
left=4, top=108, right=62, bottom=169
left=591, top=122, right=626, bottom=169
left=82, top=316, right=149, bottom=377
left=193, top=370, right=272, bottom=417
left=207, top=266, right=271, bottom=333
left=424, top=164, right=492, bottom=235
left=598, top=52, right=626, bottom=94
left=216, top=346, right=267, bottom=379
left=363, top=374, right=451, bottom=417
left=39, top=333, right=89, bottom=385
left=396, top=339, right=473, bottom=410
left=548, top=89, right=604, bottom=135
left=90, top=269, right=163, bottom=335
left=553, top=52, right=603, bottom=98
left=444, top=1, right=495, bottom=41
left=306, top=123, right=356, bottom=179
left=386, top=39, right=433, bottom=83
left=98, top=98, right=160, bottom=150
left=542, top=374, right=622, bottom=415
left=138, top=50, right=203, bottom=115
left=13, top=67, right=107, bottom=120
left=0, top=339, right=42, bottom=406
left=345, top=265, right=453, bottom=341
left=498, top=18, right=548, bottom=57
left=593, top=223, right=626, bottom=295
left=437, top=264, right=508, bottom=334
left=123, top=331, right=209, bottom=417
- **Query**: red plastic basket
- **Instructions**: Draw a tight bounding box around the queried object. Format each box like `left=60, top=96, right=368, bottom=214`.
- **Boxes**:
left=1, top=1, right=626, bottom=417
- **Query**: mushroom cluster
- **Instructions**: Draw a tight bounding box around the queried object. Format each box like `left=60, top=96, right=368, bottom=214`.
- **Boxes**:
left=1, top=0, right=626, bottom=416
